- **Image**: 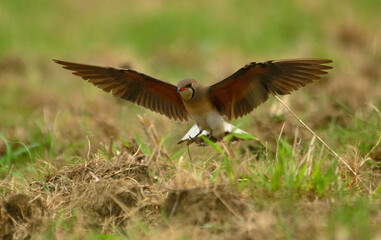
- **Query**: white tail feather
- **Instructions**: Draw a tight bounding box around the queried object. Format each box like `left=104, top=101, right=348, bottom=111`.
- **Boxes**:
left=222, top=122, right=247, bottom=135
left=178, top=125, right=208, bottom=144
left=178, top=122, right=246, bottom=144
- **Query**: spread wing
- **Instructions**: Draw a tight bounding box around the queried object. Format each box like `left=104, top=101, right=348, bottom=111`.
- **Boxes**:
left=54, top=60, right=188, bottom=121
left=208, top=59, right=332, bottom=119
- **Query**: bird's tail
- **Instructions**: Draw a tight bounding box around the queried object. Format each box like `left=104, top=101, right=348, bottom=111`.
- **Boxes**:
left=177, top=122, right=247, bottom=145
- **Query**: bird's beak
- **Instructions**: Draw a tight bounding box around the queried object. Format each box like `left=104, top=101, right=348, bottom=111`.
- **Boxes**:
left=177, top=87, right=186, bottom=93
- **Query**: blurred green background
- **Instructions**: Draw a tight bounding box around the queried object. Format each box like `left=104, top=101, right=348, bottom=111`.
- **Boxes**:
left=1, top=0, right=380, bottom=162
left=1, top=0, right=379, bottom=76
left=1, top=0, right=381, bottom=169
left=0, top=1, right=380, bottom=239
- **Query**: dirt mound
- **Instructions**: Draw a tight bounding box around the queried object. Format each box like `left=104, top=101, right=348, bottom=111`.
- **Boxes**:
left=0, top=147, right=156, bottom=238
left=0, top=145, right=245, bottom=239
left=0, top=194, right=46, bottom=240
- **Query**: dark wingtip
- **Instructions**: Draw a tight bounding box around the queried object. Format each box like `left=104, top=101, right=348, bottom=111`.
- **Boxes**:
left=52, top=59, right=67, bottom=66
left=316, top=59, right=333, bottom=64
left=319, top=59, right=333, bottom=70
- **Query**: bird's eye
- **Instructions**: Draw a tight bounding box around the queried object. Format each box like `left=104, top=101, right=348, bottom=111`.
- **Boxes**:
left=187, top=84, right=192, bottom=88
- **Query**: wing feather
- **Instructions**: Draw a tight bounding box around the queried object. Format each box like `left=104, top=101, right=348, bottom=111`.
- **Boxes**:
left=54, top=59, right=188, bottom=121
left=208, top=59, right=332, bottom=119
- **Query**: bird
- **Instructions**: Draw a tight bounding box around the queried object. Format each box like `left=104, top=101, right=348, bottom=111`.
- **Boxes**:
left=53, top=58, right=332, bottom=145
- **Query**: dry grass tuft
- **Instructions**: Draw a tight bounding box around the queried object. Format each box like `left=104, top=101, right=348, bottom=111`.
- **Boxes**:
left=0, top=144, right=249, bottom=239
left=1, top=147, right=157, bottom=238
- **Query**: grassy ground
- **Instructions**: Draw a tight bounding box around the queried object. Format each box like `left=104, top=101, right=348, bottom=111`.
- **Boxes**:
left=0, top=0, right=380, bottom=239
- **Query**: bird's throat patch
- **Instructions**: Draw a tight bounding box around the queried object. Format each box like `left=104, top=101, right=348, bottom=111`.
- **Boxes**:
left=179, top=88, right=194, bottom=100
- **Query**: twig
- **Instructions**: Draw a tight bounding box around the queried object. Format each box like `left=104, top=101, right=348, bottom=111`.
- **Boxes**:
left=213, top=191, right=241, bottom=219
left=169, top=191, right=181, bottom=217
left=86, top=135, right=91, bottom=160
left=187, top=144, right=193, bottom=170
left=275, top=122, right=286, bottom=162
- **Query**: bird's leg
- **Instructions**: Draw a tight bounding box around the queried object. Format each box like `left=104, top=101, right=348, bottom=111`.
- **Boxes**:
left=207, top=129, right=213, bottom=139
left=205, top=130, right=218, bottom=143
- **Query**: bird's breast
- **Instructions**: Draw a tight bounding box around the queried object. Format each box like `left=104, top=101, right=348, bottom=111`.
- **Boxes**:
left=184, top=99, right=214, bottom=116
left=183, top=99, right=224, bottom=132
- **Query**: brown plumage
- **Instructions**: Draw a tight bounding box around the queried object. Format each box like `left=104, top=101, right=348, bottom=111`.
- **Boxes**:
left=208, top=59, right=332, bottom=119
left=53, top=60, right=188, bottom=121
left=54, top=58, right=332, bottom=143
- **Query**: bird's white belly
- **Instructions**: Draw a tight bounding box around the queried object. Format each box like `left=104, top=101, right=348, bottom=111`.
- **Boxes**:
left=191, top=110, right=225, bottom=136
left=206, top=111, right=225, bottom=131
left=183, top=97, right=226, bottom=137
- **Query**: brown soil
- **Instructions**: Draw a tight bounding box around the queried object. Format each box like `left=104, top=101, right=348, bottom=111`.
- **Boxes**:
left=164, top=185, right=245, bottom=225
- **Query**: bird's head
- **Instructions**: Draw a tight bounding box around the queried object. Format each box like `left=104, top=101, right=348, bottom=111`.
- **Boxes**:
left=177, top=77, right=197, bottom=100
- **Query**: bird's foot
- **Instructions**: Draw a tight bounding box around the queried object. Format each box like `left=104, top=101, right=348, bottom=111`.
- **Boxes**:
left=206, top=134, right=218, bottom=142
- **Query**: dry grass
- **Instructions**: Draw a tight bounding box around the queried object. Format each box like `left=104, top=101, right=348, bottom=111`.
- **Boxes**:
left=1, top=115, right=380, bottom=239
